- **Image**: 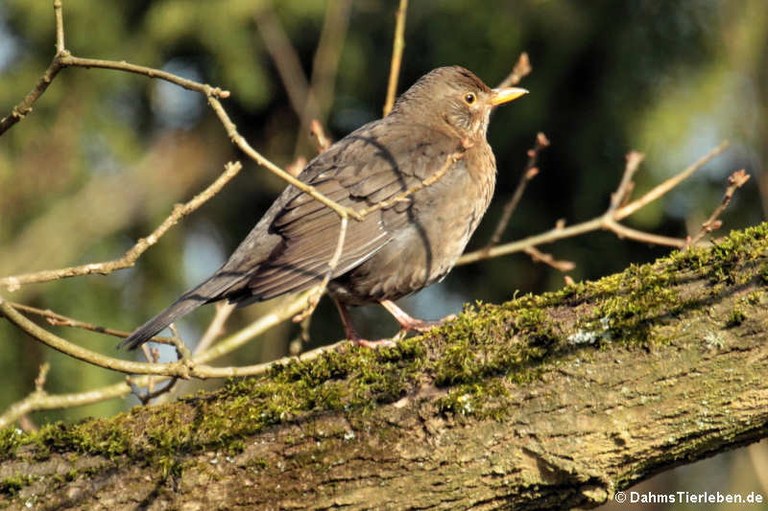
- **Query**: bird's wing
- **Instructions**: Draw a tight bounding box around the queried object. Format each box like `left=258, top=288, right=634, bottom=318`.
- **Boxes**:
left=119, top=122, right=458, bottom=349
left=230, top=121, right=459, bottom=301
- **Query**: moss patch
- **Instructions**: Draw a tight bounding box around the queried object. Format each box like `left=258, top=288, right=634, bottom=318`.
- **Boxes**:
left=0, top=475, right=35, bottom=497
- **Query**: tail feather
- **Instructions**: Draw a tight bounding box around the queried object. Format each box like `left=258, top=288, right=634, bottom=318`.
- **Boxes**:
left=119, top=271, right=245, bottom=350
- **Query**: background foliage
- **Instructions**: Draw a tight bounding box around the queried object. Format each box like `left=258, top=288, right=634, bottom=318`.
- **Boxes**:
left=1, top=1, right=766, bottom=507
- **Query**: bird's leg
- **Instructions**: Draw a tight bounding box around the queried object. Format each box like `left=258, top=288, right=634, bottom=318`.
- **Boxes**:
left=332, top=297, right=395, bottom=348
left=380, top=300, right=456, bottom=334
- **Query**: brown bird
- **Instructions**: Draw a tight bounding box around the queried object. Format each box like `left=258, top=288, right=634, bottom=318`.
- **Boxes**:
left=120, top=66, right=527, bottom=350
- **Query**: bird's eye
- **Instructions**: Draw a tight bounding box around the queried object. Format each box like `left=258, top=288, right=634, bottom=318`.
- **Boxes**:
left=463, top=92, right=476, bottom=105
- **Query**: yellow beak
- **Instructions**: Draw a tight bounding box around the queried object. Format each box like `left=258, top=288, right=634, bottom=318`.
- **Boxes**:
left=490, top=87, right=529, bottom=106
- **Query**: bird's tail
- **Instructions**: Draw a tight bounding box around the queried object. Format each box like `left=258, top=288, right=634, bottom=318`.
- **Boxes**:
left=119, top=271, right=243, bottom=350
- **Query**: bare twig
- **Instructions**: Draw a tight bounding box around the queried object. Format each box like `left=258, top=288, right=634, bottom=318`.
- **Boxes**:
left=0, top=57, right=63, bottom=135
left=1, top=161, right=244, bottom=291
left=207, top=97, right=361, bottom=221
left=614, top=141, right=730, bottom=219
left=356, top=150, right=465, bottom=218
left=485, top=132, right=549, bottom=249
left=34, top=363, right=51, bottom=393
left=296, top=0, right=352, bottom=154
left=496, top=52, right=532, bottom=88
left=687, top=169, right=750, bottom=246
left=128, top=374, right=180, bottom=406
left=383, top=0, right=409, bottom=116
left=523, top=247, right=575, bottom=272
left=458, top=141, right=730, bottom=266
left=609, top=151, right=645, bottom=213
left=54, top=0, right=65, bottom=52
left=294, top=215, right=349, bottom=323
left=194, top=302, right=237, bottom=356
left=0, top=299, right=194, bottom=378
left=310, top=119, right=332, bottom=153
left=8, top=302, right=175, bottom=344
left=0, top=293, right=337, bottom=386
left=59, top=54, right=230, bottom=98
left=254, top=7, right=314, bottom=124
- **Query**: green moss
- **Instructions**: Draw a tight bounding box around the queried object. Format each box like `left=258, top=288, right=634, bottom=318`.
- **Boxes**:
left=725, top=308, right=746, bottom=328
left=0, top=427, right=23, bottom=458
left=12, top=338, right=429, bottom=468
left=436, top=379, right=511, bottom=419
left=0, top=475, right=35, bottom=496
left=671, top=223, right=768, bottom=285
left=433, top=299, right=559, bottom=387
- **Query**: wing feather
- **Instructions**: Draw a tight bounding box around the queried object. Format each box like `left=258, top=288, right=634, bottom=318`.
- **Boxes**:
left=222, top=121, right=459, bottom=303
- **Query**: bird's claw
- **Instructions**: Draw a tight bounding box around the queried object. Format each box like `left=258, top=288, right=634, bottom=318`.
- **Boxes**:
left=352, top=338, right=397, bottom=349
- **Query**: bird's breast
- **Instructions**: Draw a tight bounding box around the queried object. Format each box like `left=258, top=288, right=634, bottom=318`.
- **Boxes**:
left=331, top=142, right=497, bottom=304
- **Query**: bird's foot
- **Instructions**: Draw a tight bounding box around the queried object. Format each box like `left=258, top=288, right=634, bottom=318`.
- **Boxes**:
left=381, top=300, right=457, bottom=334
left=352, top=338, right=397, bottom=349
left=396, top=314, right=457, bottom=333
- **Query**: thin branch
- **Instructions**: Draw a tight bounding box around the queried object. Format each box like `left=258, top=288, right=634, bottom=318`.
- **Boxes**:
left=294, top=216, right=349, bottom=323
left=193, top=302, right=237, bottom=356
left=496, top=52, right=532, bottom=88
left=8, top=302, right=175, bottom=344
left=129, top=376, right=179, bottom=406
left=296, top=0, right=352, bottom=154
left=34, top=363, right=50, bottom=393
left=0, top=57, right=64, bottom=135
left=181, top=292, right=312, bottom=365
left=0, top=161, right=244, bottom=291
left=0, top=1, right=68, bottom=135
left=207, top=97, right=361, bottom=221
left=60, top=54, right=230, bottom=98
left=608, top=151, right=645, bottom=213
left=383, top=0, right=409, bottom=116
left=0, top=293, right=343, bottom=386
left=523, top=247, right=575, bottom=272
left=310, top=119, right=332, bottom=153
left=484, top=132, right=549, bottom=249
left=54, top=0, right=65, bottom=53
left=0, top=299, right=194, bottom=378
left=687, top=169, right=751, bottom=246
left=356, top=149, right=465, bottom=218
left=614, top=141, right=730, bottom=219
left=254, top=6, right=313, bottom=124
left=603, top=218, right=687, bottom=248
left=458, top=141, right=730, bottom=266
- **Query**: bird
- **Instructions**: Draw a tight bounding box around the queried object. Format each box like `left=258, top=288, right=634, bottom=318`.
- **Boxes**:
left=120, top=66, right=527, bottom=350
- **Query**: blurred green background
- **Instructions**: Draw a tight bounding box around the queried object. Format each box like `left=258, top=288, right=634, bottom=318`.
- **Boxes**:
left=1, top=1, right=765, bottom=508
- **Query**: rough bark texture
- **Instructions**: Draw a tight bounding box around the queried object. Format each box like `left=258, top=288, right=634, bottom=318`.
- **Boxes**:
left=1, top=223, right=767, bottom=510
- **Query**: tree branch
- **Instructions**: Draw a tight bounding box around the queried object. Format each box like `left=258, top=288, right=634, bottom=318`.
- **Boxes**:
left=0, top=223, right=765, bottom=509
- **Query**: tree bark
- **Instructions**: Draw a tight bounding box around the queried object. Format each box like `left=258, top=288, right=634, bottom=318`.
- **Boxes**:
left=1, top=223, right=767, bottom=510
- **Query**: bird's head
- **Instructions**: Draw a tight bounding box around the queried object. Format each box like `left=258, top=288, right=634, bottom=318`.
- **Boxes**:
left=392, top=66, right=528, bottom=140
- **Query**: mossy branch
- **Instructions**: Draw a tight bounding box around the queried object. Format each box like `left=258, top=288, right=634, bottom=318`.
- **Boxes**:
left=1, top=223, right=766, bottom=510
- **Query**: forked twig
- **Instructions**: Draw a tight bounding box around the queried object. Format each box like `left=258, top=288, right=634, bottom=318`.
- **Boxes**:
left=687, top=169, right=750, bottom=246
left=0, top=161, right=244, bottom=291
left=458, top=141, right=731, bottom=266
left=485, top=132, right=549, bottom=249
